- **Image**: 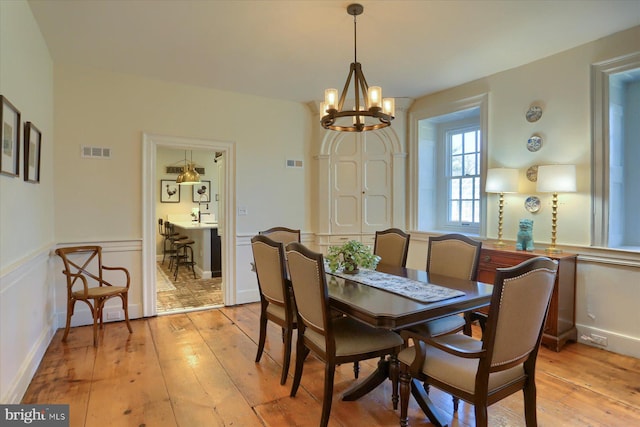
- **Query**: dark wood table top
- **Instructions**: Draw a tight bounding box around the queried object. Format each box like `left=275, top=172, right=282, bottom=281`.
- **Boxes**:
left=327, top=264, right=493, bottom=329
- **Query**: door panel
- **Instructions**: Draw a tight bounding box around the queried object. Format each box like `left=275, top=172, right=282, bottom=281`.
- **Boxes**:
left=331, top=132, right=391, bottom=234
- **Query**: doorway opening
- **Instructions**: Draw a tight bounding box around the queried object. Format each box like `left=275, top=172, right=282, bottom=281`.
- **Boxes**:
left=142, top=133, right=236, bottom=317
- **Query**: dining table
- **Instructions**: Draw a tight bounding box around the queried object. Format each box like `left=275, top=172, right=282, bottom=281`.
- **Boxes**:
left=326, top=263, right=493, bottom=427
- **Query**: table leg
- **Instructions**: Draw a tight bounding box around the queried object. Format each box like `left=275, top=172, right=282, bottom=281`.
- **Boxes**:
left=409, top=377, right=448, bottom=427
left=341, top=356, right=390, bottom=401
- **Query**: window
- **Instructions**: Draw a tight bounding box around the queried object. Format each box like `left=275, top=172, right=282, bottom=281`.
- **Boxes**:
left=447, top=126, right=481, bottom=226
left=412, top=94, right=487, bottom=235
left=592, top=53, right=640, bottom=250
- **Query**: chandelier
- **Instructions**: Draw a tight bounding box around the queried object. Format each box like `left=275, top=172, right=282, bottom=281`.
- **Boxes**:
left=320, top=3, right=395, bottom=132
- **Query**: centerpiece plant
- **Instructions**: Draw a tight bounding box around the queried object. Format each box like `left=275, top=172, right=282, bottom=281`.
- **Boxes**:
left=325, top=240, right=380, bottom=274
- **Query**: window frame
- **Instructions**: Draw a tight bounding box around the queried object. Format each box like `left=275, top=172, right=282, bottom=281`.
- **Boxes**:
left=591, top=52, right=640, bottom=248
left=409, top=93, right=488, bottom=236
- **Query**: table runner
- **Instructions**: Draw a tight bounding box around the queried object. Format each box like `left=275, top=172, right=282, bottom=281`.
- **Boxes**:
left=327, top=268, right=465, bottom=303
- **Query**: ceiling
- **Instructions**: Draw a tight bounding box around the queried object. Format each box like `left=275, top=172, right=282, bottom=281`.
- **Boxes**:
left=28, top=0, right=640, bottom=104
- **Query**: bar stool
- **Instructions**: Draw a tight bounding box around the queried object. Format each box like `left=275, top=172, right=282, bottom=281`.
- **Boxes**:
left=159, top=219, right=179, bottom=264
left=173, top=239, right=197, bottom=280
left=166, top=222, right=189, bottom=270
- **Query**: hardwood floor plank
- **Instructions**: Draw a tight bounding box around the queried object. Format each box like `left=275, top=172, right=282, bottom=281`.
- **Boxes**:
left=148, top=314, right=263, bottom=426
left=21, top=303, right=640, bottom=427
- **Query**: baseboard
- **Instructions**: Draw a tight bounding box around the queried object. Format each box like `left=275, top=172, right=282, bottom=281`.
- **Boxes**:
left=1, top=317, right=56, bottom=403
left=576, top=324, right=640, bottom=359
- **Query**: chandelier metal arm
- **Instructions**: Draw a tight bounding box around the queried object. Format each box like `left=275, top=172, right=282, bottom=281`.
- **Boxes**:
left=320, top=3, right=394, bottom=132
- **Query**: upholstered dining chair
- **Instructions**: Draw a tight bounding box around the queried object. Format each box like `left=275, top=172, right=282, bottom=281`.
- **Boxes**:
left=55, top=245, right=133, bottom=347
left=373, top=228, right=410, bottom=268
left=251, top=234, right=297, bottom=385
left=259, top=226, right=301, bottom=245
left=351, top=227, right=410, bottom=378
left=403, top=233, right=482, bottom=411
left=285, top=242, right=404, bottom=427
left=397, top=257, right=558, bottom=427
left=418, top=233, right=483, bottom=337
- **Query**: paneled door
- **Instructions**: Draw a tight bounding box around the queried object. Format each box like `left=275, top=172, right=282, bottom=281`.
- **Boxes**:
left=331, top=131, right=392, bottom=234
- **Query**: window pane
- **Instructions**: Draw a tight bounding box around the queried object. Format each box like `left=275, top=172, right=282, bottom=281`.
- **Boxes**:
left=451, top=156, right=462, bottom=176
left=450, top=201, right=460, bottom=221
left=474, top=177, right=480, bottom=199
left=461, top=177, right=474, bottom=199
left=451, top=178, right=460, bottom=199
left=474, top=201, right=480, bottom=222
left=464, top=153, right=477, bottom=175
left=451, top=134, right=462, bottom=155
left=461, top=201, right=473, bottom=222
left=464, top=131, right=477, bottom=153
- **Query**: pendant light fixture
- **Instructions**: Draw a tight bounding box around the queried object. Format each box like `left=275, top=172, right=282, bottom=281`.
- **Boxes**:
left=320, top=3, right=395, bottom=132
left=176, top=150, right=200, bottom=186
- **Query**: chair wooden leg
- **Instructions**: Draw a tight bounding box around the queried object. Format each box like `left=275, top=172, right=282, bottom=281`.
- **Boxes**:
left=399, top=369, right=411, bottom=427
left=62, top=299, right=75, bottom=342
left=474, top=404, right=488, bottom=427
left=255, top=312, right=267, bottom=363
left=452, top=395, right=460, bottom=412
left=122, top=293, right=132, bottom=333
left=281, top=327, right=293, bottom=385
left=389, top=355, right=400, bottom=410
left=320, top=362, right=336, bottom=427
left=91, top=301, right=101, bottom=347
left=523, top=378, right=538, bottom=426
left=290, top=342, right=308, bottom=397
left=353, top=361, right=360, bottom=379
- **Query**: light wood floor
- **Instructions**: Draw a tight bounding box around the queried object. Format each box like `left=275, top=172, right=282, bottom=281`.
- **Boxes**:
left=23, top=303, right=640, bottom=426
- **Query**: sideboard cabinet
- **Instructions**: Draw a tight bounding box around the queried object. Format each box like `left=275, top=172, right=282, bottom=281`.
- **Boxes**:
left=477, top=245, right=577, bottom=351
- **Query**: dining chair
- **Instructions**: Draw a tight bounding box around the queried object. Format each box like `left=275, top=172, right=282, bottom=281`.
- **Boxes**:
left=55, top=245, right=133, bottom=347
left=351, top=227, right=410, bottom=378
left=285, top=242, right=404, bottom=427
left=251, top=235, right=297, bottom=385
left=404, top=233, right=482, bottom=411
left=419, top=233, right=483, bottom=337
left=397, top=257, right=558, bottom=427
left=259, top=226, right=301, bottom=245
left=373, top=228, right=410, bottom=268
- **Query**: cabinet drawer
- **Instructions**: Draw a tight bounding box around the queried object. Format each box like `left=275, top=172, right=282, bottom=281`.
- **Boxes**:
left=480, top=250, right=535, bottom=270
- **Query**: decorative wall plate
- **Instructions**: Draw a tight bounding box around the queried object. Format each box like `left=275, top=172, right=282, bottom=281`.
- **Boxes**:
left=525, top=196, right=541, bottom=213
left=526, top=165, right=538, bottom=182
left=526, top=105, right=543, bottom=122
left=527, top=135, right=543, bottom=152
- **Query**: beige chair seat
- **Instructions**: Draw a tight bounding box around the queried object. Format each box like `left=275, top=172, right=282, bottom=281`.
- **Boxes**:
left=407, top=314, right=466, bottom=338
left=398, top=334, right=524, bottom=394
left=304, top=316, right=403, bottom=357
left=266, top=298, right=297, bottom=322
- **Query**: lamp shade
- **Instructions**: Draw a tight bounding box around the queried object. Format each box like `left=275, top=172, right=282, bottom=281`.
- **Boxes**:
left=485, top=168, right=518, bottom=193
left=537, top=165, right=576, bottom=193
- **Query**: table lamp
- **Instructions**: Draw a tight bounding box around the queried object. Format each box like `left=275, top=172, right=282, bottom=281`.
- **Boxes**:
left=536, top=164, right=576, bottom=253
left=485, top=168, right=519, bottom=247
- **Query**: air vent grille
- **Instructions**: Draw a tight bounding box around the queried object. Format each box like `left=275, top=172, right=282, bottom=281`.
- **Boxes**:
left=286, top=159, right=303, bottom=168
left=81, top=146, right=111, bottom=159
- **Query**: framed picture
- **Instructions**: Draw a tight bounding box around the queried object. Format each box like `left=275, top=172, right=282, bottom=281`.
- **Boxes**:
left=193, top=180, right=211, bottom=202
left=1, top=95, right=21, bottom=177
left=24, top=122, right=41, bottom=183
left=160, top=179, right=180, bottom=203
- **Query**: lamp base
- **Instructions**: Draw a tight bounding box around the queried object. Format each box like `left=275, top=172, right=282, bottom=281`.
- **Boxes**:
left=545, top=246, right=562, bottom=254
left=495, top=240, right=507, bottom=247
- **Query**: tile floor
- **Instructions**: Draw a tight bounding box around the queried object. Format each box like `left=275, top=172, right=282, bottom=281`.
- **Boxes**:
left=156, top=260, right=223, bottom=314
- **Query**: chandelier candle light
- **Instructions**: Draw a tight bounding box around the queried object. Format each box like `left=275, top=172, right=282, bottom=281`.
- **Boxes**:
left=320, top=3, right=394, bottom=132
left=485, top=168, right=519, bottom=247
left=536, top=164, right=576, bottom=253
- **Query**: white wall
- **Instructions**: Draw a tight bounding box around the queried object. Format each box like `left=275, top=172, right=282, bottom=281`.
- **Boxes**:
left=408, top=26, right=640, bottom=358
left=0, top=0, right=55, bottom=403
